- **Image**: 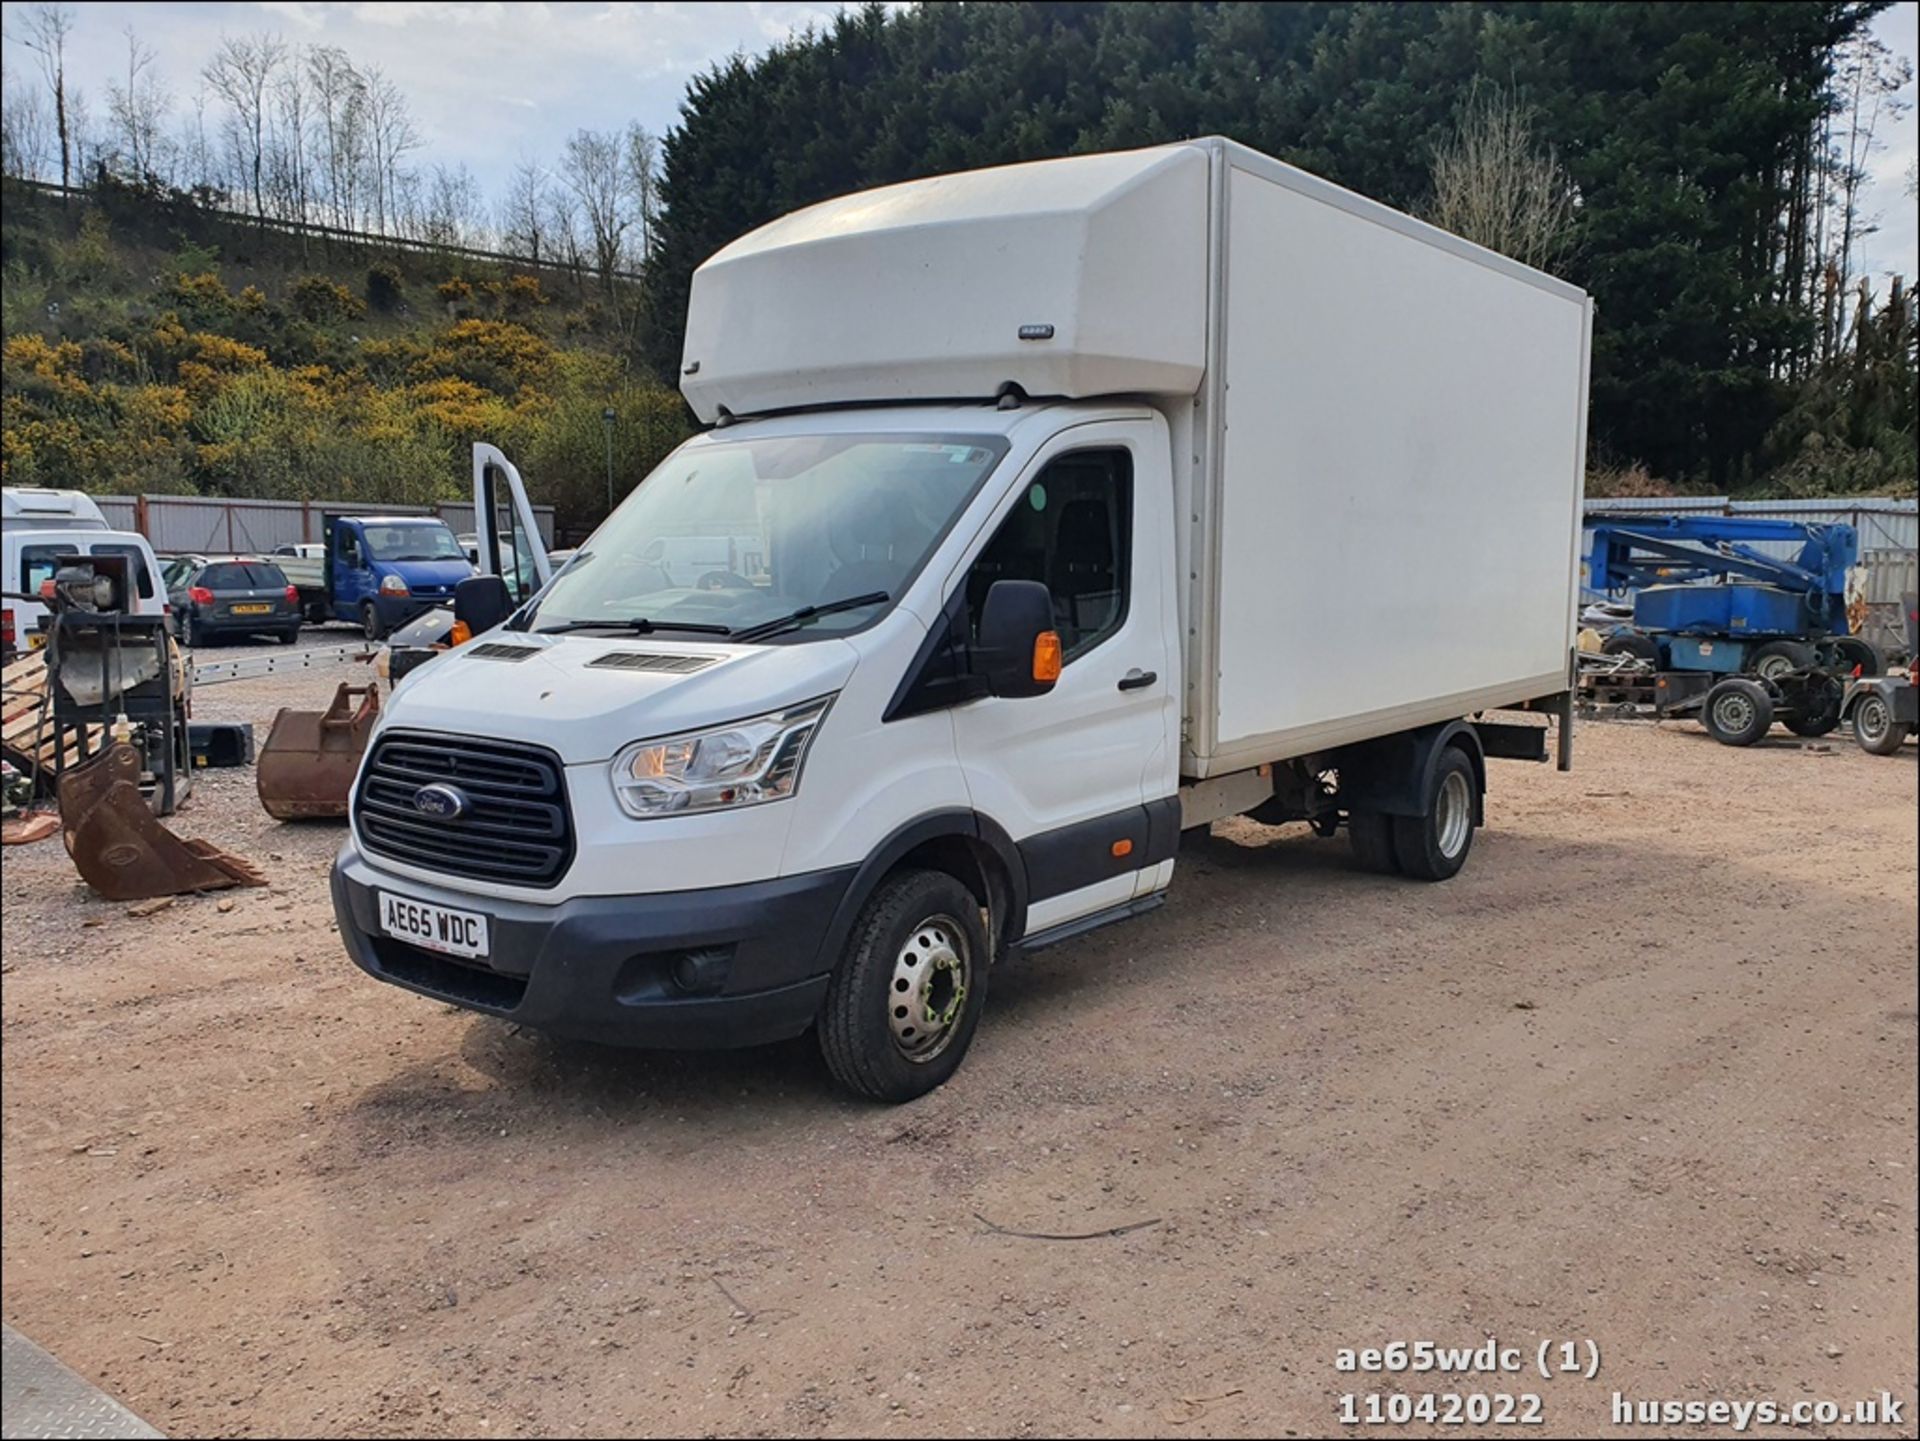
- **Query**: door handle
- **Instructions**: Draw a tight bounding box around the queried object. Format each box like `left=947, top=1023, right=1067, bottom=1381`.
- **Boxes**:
left=1117, top=668, right=1158, bottom=692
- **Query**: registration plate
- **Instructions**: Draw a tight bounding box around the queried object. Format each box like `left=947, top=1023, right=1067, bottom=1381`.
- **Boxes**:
left=232, top=602, right=273, bottom=615
left=379, top=891, right=490, bottom=960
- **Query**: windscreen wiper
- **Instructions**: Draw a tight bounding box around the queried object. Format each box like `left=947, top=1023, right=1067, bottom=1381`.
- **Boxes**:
left=533, top=617, right=736, bottom=636
left=730, top=592, right=889, bottom=643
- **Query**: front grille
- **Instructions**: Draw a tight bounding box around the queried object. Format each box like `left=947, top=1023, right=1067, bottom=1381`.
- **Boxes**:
left=587, top=651, right=722, bottom=674
left=355, top=730, right=573, bottom=887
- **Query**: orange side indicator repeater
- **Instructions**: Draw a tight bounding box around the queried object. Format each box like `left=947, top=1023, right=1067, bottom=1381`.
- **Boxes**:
left=1032, top=630, right=1063, bottom=684
left=1110, top=838, right=1133, bottom=859
left=449, top=620, right=473, bottom=646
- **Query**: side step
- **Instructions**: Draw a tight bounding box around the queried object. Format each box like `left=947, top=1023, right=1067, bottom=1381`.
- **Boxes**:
left=1015, top=893, right=1165, bottom=958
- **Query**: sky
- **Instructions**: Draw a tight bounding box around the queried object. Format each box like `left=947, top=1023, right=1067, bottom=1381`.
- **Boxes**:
left=1, top=0, right=1916, bottom=287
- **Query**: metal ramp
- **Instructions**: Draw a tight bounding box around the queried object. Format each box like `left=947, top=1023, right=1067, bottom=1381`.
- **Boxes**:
left=1, top=1326, right=162, bottom=1440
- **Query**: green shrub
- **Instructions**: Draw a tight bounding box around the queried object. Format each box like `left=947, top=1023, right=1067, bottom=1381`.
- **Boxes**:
left=366, top=262, right=405, bottom=313
left=290, top=274, right=367, bottom=324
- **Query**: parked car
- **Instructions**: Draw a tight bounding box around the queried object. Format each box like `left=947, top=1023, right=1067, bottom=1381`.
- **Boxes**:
left=166, top=556, right=303, bottom=646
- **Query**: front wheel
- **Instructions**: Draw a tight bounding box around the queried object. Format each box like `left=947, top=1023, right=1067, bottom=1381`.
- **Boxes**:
left=818, top=869, right=990, bottom=1102
left=361, top=601, right=385, bottom=642
left=1391, top=746, right=1478, bottom=882
left=1852, top=693, right=1911, bottom=755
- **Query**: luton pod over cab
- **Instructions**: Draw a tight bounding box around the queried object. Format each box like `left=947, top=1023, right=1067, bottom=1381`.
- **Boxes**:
left=332, top=137, right=1590, bottom=1100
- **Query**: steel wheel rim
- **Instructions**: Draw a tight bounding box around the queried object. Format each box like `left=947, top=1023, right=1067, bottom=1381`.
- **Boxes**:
left=1754, top=655, right=1794, bottom=680
left=1714, top=692, right=1755, bottom=733
left=888, top=915, right=970, bottom=1063
left=1436, top=769, right=1472, bottom=859
left=1858, top=697, right=1889, bottom=744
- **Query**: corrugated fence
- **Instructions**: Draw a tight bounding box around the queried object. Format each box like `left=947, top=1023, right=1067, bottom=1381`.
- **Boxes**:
left=91, top=494, right=557, bottom=554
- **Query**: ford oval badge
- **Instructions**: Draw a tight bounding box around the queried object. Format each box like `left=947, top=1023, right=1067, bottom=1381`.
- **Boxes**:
left=413, top=783, right=469, bottom=821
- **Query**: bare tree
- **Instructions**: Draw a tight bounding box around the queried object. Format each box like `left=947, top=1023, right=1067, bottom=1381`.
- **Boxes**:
left=14, top=3, right=75, bottom=190
left=179, top=83, right=217, bottom=195
left=106, top=25, right=169, bottom=181
left=1823, top=33, right=1914, bottom=348
left=362, top=65, right=418, bottom=234
left=1427, top=82, right=1575, bottom=273
left=561, top=126, right=631, bottom=289
left=306, top=46, right=365, bottom=228
left=270, top=58, right=312, bottom=224
left=204, top=32, right=287, bottom=218
left=546, top=182, right=585, bottom=283
left=417, top=162, right=483, bottom=246
left=623, top=122, right=660, bottom=265
left=499, top=158, right=550, bottom=263
left=1, top=86, right=53, bottom=180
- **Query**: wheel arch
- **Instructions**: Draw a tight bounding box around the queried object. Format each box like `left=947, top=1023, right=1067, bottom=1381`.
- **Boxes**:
left=1332, top=719, right=1486, bottom=823
left=814, top=810, right=1028, bottom=975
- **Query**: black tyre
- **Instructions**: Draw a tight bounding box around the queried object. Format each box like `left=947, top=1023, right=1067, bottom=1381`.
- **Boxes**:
left=1602, top=631, right=1659, bottom=663
left=1348, top=810, right=1401, bottom=874
left=1783, top=675, right=1842, bottom=737
left=276, top=626, right=302, bottom=646
left=1390, top=746, right=1478, bottom=882
left=1750, top=639, right=1814, bottom=680
left=1851, top=693, right=1911, bottom=756
left=818, top=869, right=990, bottom=1102
left=361, top=601, right=384, bottom=642
left=1828, top=636, right=1883, bottom=677
left=1702, top=676, right=1774, bottom=746
left=186, top=618, right=208, bottom=648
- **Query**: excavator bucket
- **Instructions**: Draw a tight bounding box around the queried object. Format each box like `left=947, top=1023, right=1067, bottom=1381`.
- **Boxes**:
left=256, top=683, right=381, bottom=820
left=60, top=743, right=267, bottom=901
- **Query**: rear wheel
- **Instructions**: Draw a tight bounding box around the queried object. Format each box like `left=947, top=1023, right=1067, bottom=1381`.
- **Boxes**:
left=276, top=626, right=302, bottom=646
left=1347, top=810, right=1401, bottom=874
left=1391, top=747, right=1478, bottom=882
left=1852, top=692, right=1910, bottom=755
left=1783, top=675, right=1842, bottom=737
left=186, top=618, right=208, bottom=648
left=1702, top=677, right=1774, bottom=746
left=1828, top=636, right=1883, bottom=677
left=1750, top=639, right=1814, bottom=680
left=1602, top=631, right=1659, bottom=663
left=818, top=869, right=990, bottom=1102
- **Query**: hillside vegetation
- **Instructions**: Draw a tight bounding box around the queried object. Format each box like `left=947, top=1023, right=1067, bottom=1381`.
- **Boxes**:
left=0, top=179, right=689, bottom=527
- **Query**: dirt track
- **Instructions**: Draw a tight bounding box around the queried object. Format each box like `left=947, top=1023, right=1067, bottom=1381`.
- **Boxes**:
left=2, top=660, right=1915, bottom=1439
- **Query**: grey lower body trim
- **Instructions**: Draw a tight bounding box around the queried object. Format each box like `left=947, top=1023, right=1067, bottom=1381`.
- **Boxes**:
left=1016, top=893, right=1165, bottom=955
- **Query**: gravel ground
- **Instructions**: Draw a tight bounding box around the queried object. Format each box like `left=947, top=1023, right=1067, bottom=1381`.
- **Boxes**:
left=1, top=662, right=1914, bottom=1440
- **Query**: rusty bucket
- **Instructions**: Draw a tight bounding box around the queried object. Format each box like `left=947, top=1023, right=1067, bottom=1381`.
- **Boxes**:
left=60, top=742, right=267, bottom=901
left=256, top=683, right=381, bottom=820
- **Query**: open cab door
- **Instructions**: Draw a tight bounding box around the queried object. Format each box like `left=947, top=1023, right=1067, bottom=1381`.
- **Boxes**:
left=472, top=443, right=552, bottom=606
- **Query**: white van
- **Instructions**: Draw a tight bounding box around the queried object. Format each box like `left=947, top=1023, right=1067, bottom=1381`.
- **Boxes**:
left=332, top=139, right=1590, bottom=1099
left=2, top=486, right=111, bottom=532
left=3, top=526, right=168, bottom=661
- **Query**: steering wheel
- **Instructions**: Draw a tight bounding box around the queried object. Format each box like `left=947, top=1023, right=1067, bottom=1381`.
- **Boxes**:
left=695, top=570, right=755, bottom=592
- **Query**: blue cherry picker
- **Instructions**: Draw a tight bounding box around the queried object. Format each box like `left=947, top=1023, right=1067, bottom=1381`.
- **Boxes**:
left=1583, top=513, right=1881, bottom=747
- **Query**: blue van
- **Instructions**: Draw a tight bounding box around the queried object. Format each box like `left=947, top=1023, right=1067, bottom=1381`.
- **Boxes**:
left=324, top=515, right=476, bottom=639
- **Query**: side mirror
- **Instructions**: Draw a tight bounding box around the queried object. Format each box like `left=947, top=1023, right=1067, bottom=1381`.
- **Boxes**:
left=977, top=579, right=1061, bottom=699
left=454, top=574, right=513, bottom=638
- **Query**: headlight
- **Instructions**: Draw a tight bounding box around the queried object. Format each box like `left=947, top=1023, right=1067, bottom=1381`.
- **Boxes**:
left=379, top=574, right=410, bottom=596
left=609, top=696, right=832, bottom=818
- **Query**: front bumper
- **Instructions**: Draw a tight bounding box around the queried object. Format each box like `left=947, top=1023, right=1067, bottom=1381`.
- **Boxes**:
left=331, top=842, right=853, bottom=1048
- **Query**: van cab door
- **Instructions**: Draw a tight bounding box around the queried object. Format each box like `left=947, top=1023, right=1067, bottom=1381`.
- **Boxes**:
left=331, top=523, right=370, bottom=610
left=946, top=417, right=1180, bottom=938
left=473, top=443, right=552, bottom=604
